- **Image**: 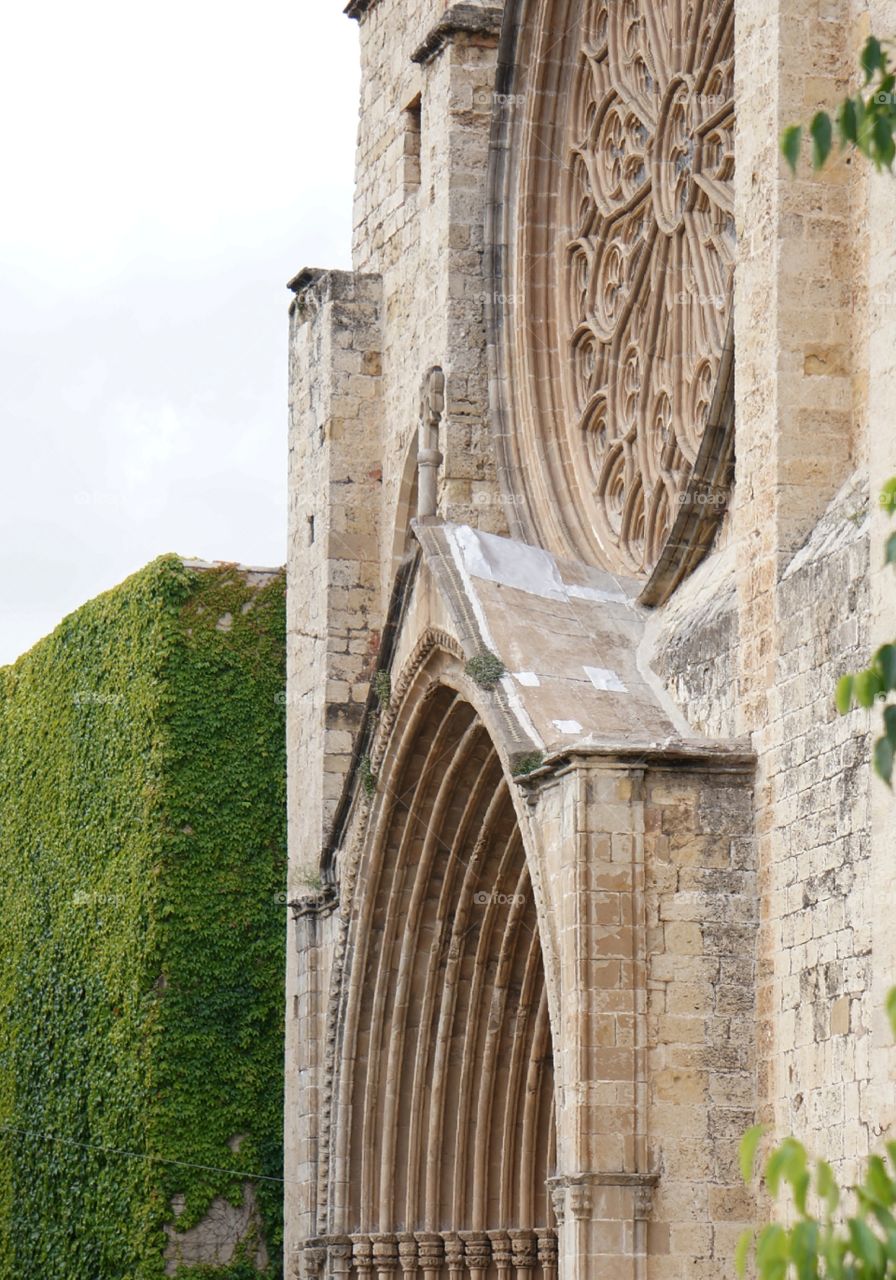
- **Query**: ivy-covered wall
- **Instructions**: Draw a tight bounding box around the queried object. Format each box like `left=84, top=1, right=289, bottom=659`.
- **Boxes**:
left=0, top=555, right=287, bottom=1280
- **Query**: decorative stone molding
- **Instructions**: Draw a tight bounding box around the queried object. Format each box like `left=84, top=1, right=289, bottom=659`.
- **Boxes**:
left=411, top=5, right=504, bottom=66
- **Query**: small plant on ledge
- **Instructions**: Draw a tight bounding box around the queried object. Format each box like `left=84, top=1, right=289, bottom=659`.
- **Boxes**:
left=465, top=650, right=506, bottom=690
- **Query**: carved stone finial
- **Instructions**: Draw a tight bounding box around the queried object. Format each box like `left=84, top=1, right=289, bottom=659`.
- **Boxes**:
left=417, top=366, right=445, bottom=520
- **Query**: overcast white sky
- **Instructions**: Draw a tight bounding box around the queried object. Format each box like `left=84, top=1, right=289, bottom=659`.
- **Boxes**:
left=0, top=1, right=359, bottom=664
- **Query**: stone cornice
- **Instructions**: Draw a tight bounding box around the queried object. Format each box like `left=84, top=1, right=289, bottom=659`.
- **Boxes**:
left=411, top=4, right=503, bottom=66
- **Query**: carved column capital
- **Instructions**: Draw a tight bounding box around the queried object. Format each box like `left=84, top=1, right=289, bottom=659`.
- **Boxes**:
left=444, top=1231, right=465, bottom=1276
left=547, top=1179, right=567, bottom=1227
left=371, top=1232, right=399, bottom=1277
left=397, top=1232, right=418, bottom=1274
left=509, top=1228, right=538, bottom=1272
left=566, top=1181, right=593, bottom=1221
left=415, top=1231, right=445, bottom=1276
left=351, top=1234, right=375, bottom=1276
left=461, top=1229, right=491, bottom=1276
left=488, top=1229, right=513, bottom=1275
left=301, top=1243, right=326, bottom=1280
left=536, top=1227, right=558, bottom=1279
left=327, top=1236, right=354, bottom=1276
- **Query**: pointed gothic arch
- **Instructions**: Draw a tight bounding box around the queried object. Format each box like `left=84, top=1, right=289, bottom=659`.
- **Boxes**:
left=317, top=645, right=558, bottom=1275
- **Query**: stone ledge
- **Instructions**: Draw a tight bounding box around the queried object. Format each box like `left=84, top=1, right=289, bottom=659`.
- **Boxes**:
left=344, top=0, right=378, bottom=20
left=286, top=266, right=382, bottom=322
left=411, top=4, right=503, bottom=66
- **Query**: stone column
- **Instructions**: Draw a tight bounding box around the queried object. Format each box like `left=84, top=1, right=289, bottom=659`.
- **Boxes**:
left=415, top=1232, right=444, bottom=1280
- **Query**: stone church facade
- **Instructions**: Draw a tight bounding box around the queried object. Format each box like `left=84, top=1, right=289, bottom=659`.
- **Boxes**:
left=284, top=0, right=896, bottom=1277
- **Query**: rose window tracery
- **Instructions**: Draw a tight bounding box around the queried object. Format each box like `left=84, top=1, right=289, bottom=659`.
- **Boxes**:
left=560, top=0, right=734, bottom=576
left=490, top=0, right=735, bottom=596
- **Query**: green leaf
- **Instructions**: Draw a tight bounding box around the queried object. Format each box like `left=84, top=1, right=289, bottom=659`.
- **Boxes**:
left=865, top=1155, right=896, bottom=1207
left=817, top=1158, right=840, bottom=1213
left=878, top=644, right=896, bottom=689
left=766, top=1138, right=808, bottom=1197
left=740, top=1123, right=765, bottom=1183
left=848, top=1217, right=885, bottom=1272
left=881, top=477, right=896, bottom=517
left=873, top=113, right=896, bottom=168
left=811, top=112, right=833, bottom=168
left=757, top=1222, right=790, bottom=1271
left=875, top=734, right=894, bottom=786
left=840, top=95, right=860, bottom=144
left=735, top=1228, right=753, bottom=1279
left=887, top=988, right=896, bottom=1042
left=855, top=668, right=883, bottom=709
left=885, top=705, right=896, bottom=747
left=781, top=125, right=803, bottom=173
left=862, top=35, right=884, bottom=82
left=886, top=532, right=896, bottom=565
left=791, top=1219, right=820, bottom=1280
left=836, top=674, right=855, bottom=715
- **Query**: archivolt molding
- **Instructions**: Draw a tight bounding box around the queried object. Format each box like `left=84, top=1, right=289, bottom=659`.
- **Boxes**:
left=314, top=640, right=558, bottom=1261
left=487, top=0, right=735, bottom=601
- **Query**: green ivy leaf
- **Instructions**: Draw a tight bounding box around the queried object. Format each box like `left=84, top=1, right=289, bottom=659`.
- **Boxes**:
left=862, top=35, right=885, bottom=82
left=811, top=112, right=833, bottom=168
left=781, top=125, right=803, bottom=174
left=740, top=1123, right=765, bottom=1183
left=757, top=1222, right=790, bottom=1275
left=873, top=113, right=896, bottom=168
left=886, top=531, right=896, bottom=565
left=835, top=674, right=855, bottom=715
left=839, top=95, right=860, bottom=144
left=855, top=668, right=883, bottom=709
left=848, top=1217, right=885, bottom=1272
left=735, top=1228, right=753, bottom=1279
left=874, top=734, right=894, bottom=786
left=879, top=645, right=896, bottom=689
left=882, top=477, right=896, bottom=517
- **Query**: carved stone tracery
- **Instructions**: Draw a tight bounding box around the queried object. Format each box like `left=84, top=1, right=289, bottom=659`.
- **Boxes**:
left=490, top=0, right=736, bottom=597
left=561, top=0, right=734, bottom=577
